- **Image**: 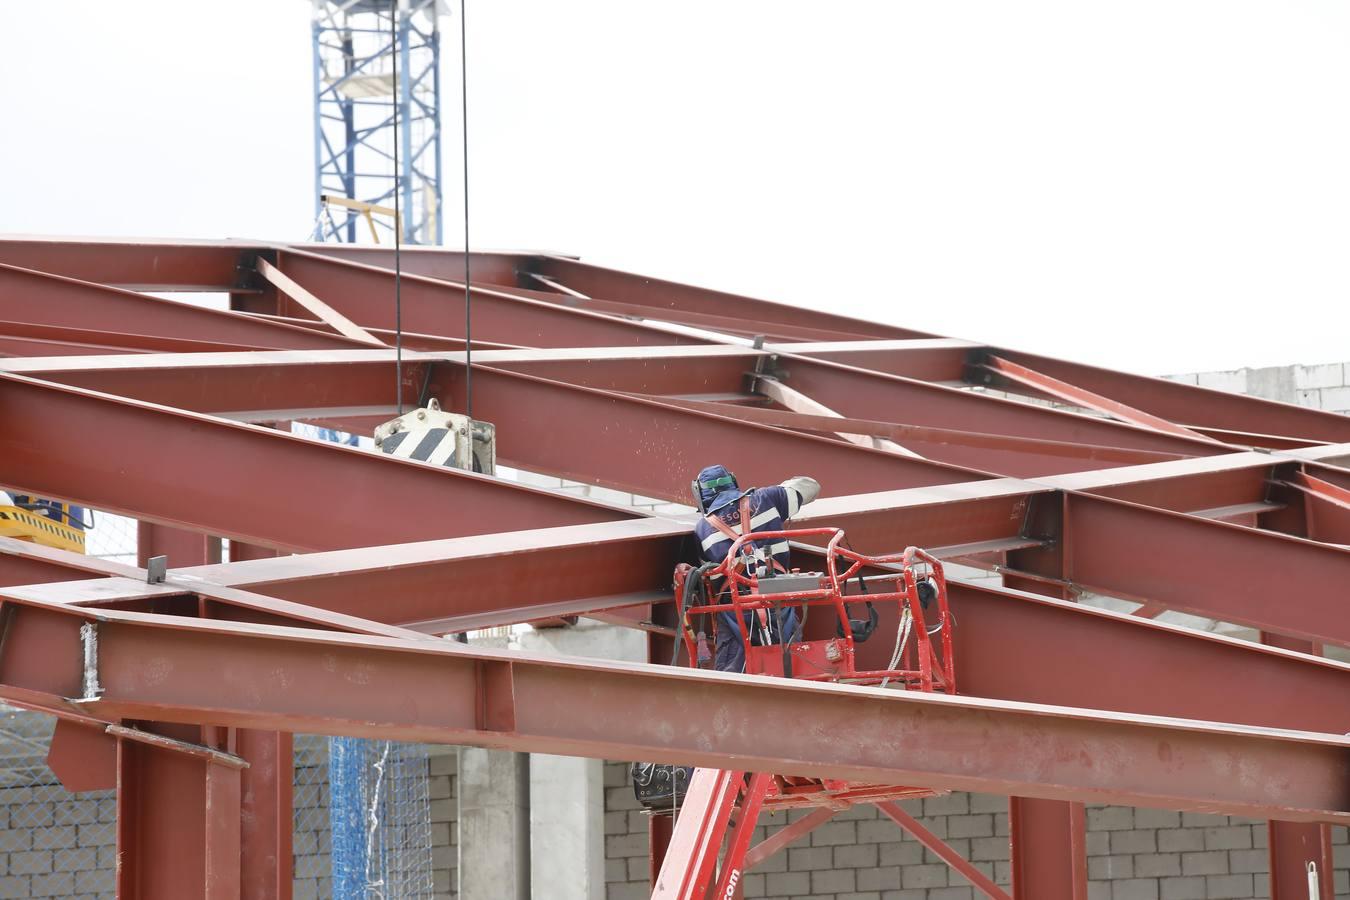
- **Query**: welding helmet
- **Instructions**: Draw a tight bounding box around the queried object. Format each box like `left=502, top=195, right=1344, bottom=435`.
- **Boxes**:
left=692, top=464, right=744, bottom=515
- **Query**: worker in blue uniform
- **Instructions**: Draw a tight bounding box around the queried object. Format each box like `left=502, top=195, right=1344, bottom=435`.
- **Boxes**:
left=691, top=465, right=820, bottom=674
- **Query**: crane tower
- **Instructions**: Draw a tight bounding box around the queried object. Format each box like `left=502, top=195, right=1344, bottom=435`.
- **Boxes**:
left=310, top=0, right=444, bottom=245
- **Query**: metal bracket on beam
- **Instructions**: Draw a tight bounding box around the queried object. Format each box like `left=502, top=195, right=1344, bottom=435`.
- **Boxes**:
left=474, top=659, right=517, bottom=733
left=146, top=555, right=167, bottom=585
left=78, top=622, right=104, bottom=701
left=106, top=724, right=249, bottom=770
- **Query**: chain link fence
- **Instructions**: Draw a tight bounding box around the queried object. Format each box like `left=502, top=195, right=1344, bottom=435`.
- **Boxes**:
left=0, top=707, right=116, bottom=899
left=294, top=736, right=456, bottom=899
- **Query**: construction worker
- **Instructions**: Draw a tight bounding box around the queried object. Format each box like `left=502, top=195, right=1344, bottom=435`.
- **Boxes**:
left=692, top=465, right=820, bottom=673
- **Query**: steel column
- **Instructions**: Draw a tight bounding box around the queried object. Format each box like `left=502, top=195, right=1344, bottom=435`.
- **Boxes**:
left=116, top=734, right=246, bottom=900
left=135, top=523, right=293, bottom=898
left=1008, top=798, right=1087, bottom=900
left=236, top=729, right=293, bottom=900
left=138, top=522, right=222, bottom=568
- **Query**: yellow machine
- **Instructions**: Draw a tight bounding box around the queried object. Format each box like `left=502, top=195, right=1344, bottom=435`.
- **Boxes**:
left=0, top=497, right=88, bottom=554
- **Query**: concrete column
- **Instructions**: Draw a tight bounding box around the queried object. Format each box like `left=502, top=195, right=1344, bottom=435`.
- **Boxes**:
left=457, top=747, right=530, bottom=900
left=521, top=621, right=646, bottom=900
left=529, top=754, right=605, bottom=900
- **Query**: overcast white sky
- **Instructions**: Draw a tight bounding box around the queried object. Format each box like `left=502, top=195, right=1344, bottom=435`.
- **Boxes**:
left=1, top=1, right=1347, bottom=375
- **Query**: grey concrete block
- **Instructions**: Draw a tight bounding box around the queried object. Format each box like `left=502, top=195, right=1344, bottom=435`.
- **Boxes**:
left=1110, top=878, right=1159, bottom=900
left=7, top=854, right=48, bottom=877
left=856, top=866, right=901, bottom=891
left=899, top=864, right=947, bottom=889
left=1110, top=830, right=1157, bottom=855
left=810, top=868, right=856, bottom=894
left=1159, top=876, right=1206, bottom=900
left=810, top=821, right=858, bottom=846
left=947, top=814, right=993, bottom=839
left=1088, top=855, right=1133, bottom=880
left=832, top=844, right=878, bottom=869
left=1133, top=853, right=1182, bottom=877
left=1180, top=850, right=1227, bottom=876
left=1202, top=825, right=1252, bottom=850
left=1203, top=873, right=1254, bottom=898
left=1226, top=848, right=1266, bottom=874
left=1158, top=829, right=1204, bottom=852
left=1132, top=809, right=1181, bottom=829
left=788, top=847, right=835, bottom=871
left=764, top=871, right=810, bottom=895
left=1088, top=807, right=1134, bottom=831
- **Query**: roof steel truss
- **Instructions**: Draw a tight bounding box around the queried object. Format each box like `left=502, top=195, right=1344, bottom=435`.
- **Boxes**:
left=0, top=235, right=1346, bottom=898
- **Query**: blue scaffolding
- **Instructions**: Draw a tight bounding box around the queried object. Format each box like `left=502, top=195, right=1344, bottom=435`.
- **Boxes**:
left=310, top=0, right=444, bottom=245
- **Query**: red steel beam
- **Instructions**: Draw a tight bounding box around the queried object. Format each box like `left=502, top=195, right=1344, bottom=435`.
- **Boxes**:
left=1048, top=452, right=1278, bottom=514
left=22, top=354, right=996, bottom=498
left=239, top=312, right=525, bottom=352
left=38, top=524, right=1350, bottom=742
left=0, top=372, right=633, bottom=551
left=3, top=599, right=1349, bottom=821
left=980, top=353, right=1218, bottom=443
left=15, top=339, right=1211, bottom=470
left=0, top=534, right=142, bottom=587
left=1059, top=493, right=1350, bottom=646
left=0, top=263, right=362, bottom=351
left=5, top=340, right=977, bottom=416
left=292, top=244, right=535, bottom=288
left=0, top=237, right=250, bottom=289
left=742, top=807, right=836, bottom=871
left=778, top=354, right=1225, bottom=461
left=990, top=349, right=1350, bottom=445
left=529, top=254, right=924, bottom=341
left=11, top=371, right=1340, bottom=651
left=649, top=393, right=1191, bottom=475
left=432, top=365, right=991, bottom=497
left=0, top=320, right=261, bottom=356
left=305, top=244, right=918, bottom=342
left=275, top=249, right=709, bottom=347
left=484, top=348, right=1228, bottom=460
left=408, top=273, right=880, bottom=345
left=17, top=352, right=1275, bottom=514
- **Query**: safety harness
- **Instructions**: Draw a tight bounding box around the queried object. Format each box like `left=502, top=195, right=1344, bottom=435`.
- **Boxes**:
left=703, top=494, right=792, bottom=648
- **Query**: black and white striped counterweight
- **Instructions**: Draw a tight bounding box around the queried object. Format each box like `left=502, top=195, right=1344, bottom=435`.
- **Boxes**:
left=372, top=398, right=496, bottom=475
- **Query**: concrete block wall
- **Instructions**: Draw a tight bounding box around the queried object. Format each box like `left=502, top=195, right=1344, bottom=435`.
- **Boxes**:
left=0, top=786, right=114, bottom=899
left=1162, top=361, right=1350, bottom=414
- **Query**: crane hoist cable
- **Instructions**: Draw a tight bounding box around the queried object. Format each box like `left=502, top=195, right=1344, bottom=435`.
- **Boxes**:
left=390, top=1, right=474, bottom=419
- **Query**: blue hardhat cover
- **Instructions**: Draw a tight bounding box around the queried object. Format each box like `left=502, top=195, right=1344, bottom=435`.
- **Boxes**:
left=695, top=464, right=745, bottom=513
